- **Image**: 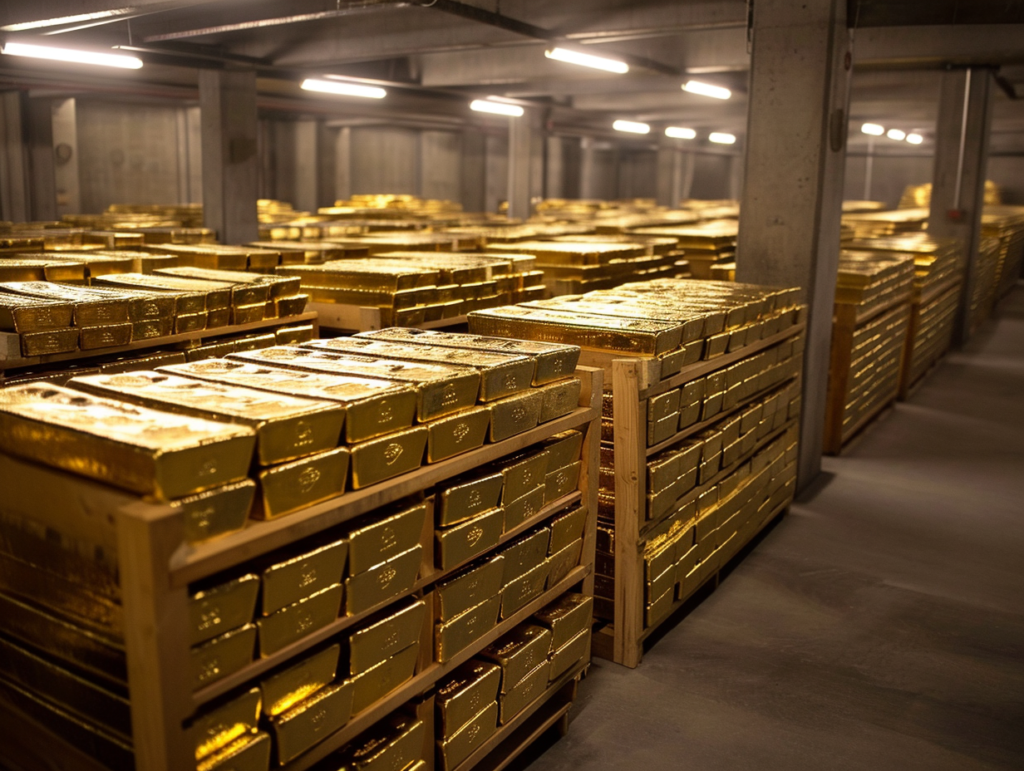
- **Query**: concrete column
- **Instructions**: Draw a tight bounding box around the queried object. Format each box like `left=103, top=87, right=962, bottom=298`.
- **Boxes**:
left=293, top=120, right=319, bottom=214
left=461, top=129, right=486, bottom=213
left=736, top=0, right=853, bottom=490
left=316, top=122, right=336, bottom=209
left=51, top=98, right=80, bottom=216
left=507, top=111, right=536, bottom=220
left=334, top=127, right=352, bottom=203
left=26, top=98, right=57, bottom=221
left=928, top=67, right=994, bottom=343
left=580, top=136, right=597, bottom=199
left=199, top=69, right=259, bottom=244
left=655, top=144, right=683, bottom=207
left=0, top=91, right=30, bottom=223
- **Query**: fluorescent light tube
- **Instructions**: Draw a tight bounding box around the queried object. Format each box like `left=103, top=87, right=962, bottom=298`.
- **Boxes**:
left=301, top=79, right=386, bottom=99
left=665, top=127, right=697, bottom=140
left=1, top=41, right=142, bottom=69
left=887, top=128, right=906, bottom=140
left=709, top=132, right=736, bottom=144
left=861, top=123, right=885, bottom=136
left=613, top=120, right=650, bottom=134
left=682, top=80, right=731, bottom=100
left=545, top=47, right=628, bottom=74
left=470, top=99, right=524, bottom=117
left=906, top=133, right=924, bottom=145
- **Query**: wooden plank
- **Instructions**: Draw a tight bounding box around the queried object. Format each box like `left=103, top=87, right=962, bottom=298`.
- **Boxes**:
left=576, top=366, right=603, bottom=598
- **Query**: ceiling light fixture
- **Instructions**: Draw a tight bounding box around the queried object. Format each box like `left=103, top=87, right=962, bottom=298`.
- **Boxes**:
left=709, top=132, right=736, bottom=144
left=0, top=41, right=142, bottom=69
left=682, top=80, right=731, bottom=100
left=887, top=128, right=906, bottom=141
left=665, top=127, right=697, bottom=140
left=301, top=78, right=386, bottom=99
left=861, top=123, right=885, bottom=136
left=545, top=47, right=629, bottom=74
left=470, top=99, right=524, bottom=117
left=613, top=120, right=650, bottom=134
left=906, top=133, right=924, bottom=145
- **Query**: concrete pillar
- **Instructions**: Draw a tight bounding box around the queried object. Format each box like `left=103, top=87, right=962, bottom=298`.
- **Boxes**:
left=580, top=136, right=597, bottom=200
left=461, top=129, right=486, bottom=213
left=655, top=144, right=683, bottom=207
left=508, top=111, right=536, bottom=220
left=334, top=127, right=352, bottom=204
left=316, top=122, right=336, bottom=210
left=26, top=98, right=57, bottom=222
left=199, top=69, right=259, bottom=244
left=293, top=120, right=319, bottom=214
left=927, top=67, right=994, bottom=343
left=0, top=91, right=30, bottom=223
left=51, top=98, right=80, bottom=217
left=736, top=0, right=853, bottom=490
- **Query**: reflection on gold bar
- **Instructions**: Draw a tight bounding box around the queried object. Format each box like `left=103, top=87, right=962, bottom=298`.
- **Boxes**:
left=132, top=316, right=175, bottom=340
left=499, top=529, right=549, bottom=586
left=232, top=303, right=266, bottom=325
left=500, top=562, right=549, bottom=619
left=499, top=451, right=549, bottom=505
left=345, top=545, right=421, bottom=616
left=0, top=282, right=130, bottom=325
left=176, top=311, right=208, bottom=333
left=547, top=538, right=582, bottom=586
left=436, top=660, right=501, bottom=739
left=347, top=500, right=427, bottom=574
left=261, top=539, right=348, bottom=616
left=79, top=323, right=132, bottom=350
left=548, top=506, right=587, bottom=555
left=342, top=713, right=424, bottom=770
left=196, top=731, right=271, bottom=771
left=270, top=679, right=353, bottom=764
left=254, top=447, right=349, bottom=520
left=534, top=592, right=592, bottom=651
left=261, top=643, right=340, bottom=718
left=0, top=293, right=74, bottom=333
left=189, top=687, right=261, bottom=761
left=436, top=507, right=503, bottom=570
left=426, top=407, right=490, bottom=463
left=440, top=701, right=498, bottom=771
left=545, top=461, right=581, bottom=504
left=156, top=266, right=301, bottom=298
left=503, top=486, right=545, bottom=532
left=0, top=384, right=256, bottom=500
left=438, top=472, right=503, bottom=527
left=435, top=595, right=500, bottom=663
left=191, top=624, right=257, bottom=690
left=541, top=430, right=583, bottom=474
left=19, top=327, right=79, bottom=357
left=435, top=555, right=504, bottom=622
left=0, top=258, right=84, bottom=283
left=189, top=573, right=260, bottom=646
left=349, top=599, right=426, bottom=674
left=479, top=624, right=551, bottom=693
left=549, top=627, right=590, bottom=682
left=487, top=390, right=544, bottom=443
left=499, top=661, right=547, bottom=724
left=348, top=643, right=419, bottom=715
left=349, top=426, right=428, bottom=489
left=256, top=584, right=343, bottom=657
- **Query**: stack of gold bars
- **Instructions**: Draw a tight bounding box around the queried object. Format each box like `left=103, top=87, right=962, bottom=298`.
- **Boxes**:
left=835, top=250, right=917, bottom=319
left=966, top=236, right=1005, bottom=336
left=627, top=221, right=738, bottom=279
left=840, top=207, right=928, bottom=239
left=981, top=205, right=1024, bottom=301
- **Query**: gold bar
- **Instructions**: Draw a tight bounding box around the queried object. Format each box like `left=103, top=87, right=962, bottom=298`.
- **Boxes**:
left=498, top=450, right=550, bottom=505
left=549, top=627, right=590, bottom=682
left=161, top=358, right=417, bottom=444
left=0, top=282, right=130, bottom=325
left=435, top=595, right=500, bottom=663
left=487, top=389, right=544, bottom=443
left=540, top=430, right=583, bottom=473
left=435, top=507, right=503, bottom=570
left=502, top=486, right=546, bottom=532
left=347, top=500, right=427, bottom=574
left=189, top=686, right=261, bottom=761
left=547, top=538, right=583, bottom=586
left=438, top=472, right=503, bottom=527
left=256, top=584, right=343, bottom=656
left=156, top=266, right=301, bottom=298
left=342, top=714, right=425, bottom=770
left=270, top=679, right=353, bottom=764
left=535, top=378, right=582, bottom=423
left=436, top=660, right=501, bottom=740
left=261, top=539, right=348, bottom=616
left=548, top=505, right=587, bottom=555
left=93, top=274, right=210, bottom=315
left=254, top=447, right=349, bottom=520
left=349, top=599, right=426, bottom=674
left=534, top=593, right=592, bottom=652
left=435, top=555, right=504, bottom=622
left=426, top=407, right=490, bottom=463
left=348, top=642, right=419, bottom=715
left=19, top=327, right=79, bottom=357
left=260, top=643, right=340, bottom=717
left=274, top=294, right=309, bottom=317
left=0, top=258, right=81, bottom=283
left=500, top=562, right=549, bottom=619
left=480, top=624, right=552, bottom=692
left=191, top=624, right=257, bottom=690
left=439, top=701, right=498, bottom=771
left=345, top=545, right=421, bottom=616
left=132, top=316, right=175, bottom=340
left=70, top=371, right=344, bottom=466
left=499, top=529, right=550, bottom=586
left=189, top=573, right=260, bottom=646
left=0, top=384, right=256, bottom=500
left=348, top=426, right=428, bottom=489
left=69, top=284, right=179, bottom=322
left=96, top=272, right=257, bottom=308
left=79, top=323, right=133, bottom=350
left=0, top=294, right=75, bottom=333
left=498, top=661, right=547, bottom=724
left=231, top=303, right=265, bottom=325
left=197, top=731, right=271, bottom=771
left=176, top=311, right=208, bottom=332
left=544, top=461, right=581, bottom=504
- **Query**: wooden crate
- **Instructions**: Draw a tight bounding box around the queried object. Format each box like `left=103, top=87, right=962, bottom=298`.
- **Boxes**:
left=0, top=367, right=602, bottom=771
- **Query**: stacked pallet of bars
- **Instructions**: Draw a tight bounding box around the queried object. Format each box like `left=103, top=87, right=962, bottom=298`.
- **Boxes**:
left=981, top=205, right=1024, bottom=300
left=839, top=208, right=928, bottom=239
left=626, top=222, right=738, bottom=279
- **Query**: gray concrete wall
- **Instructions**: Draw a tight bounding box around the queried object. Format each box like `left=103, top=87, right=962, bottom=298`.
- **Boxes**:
left=350, top=127, right=420, bottom=196
left=420, top=130, right=462, bottom=203
left=618, top=149, right=658, bottom=200
left=986, top=155, right=1024, bottom=205
left=843, top=153, right=934, bottom=208
left=690, top=153, right=734, bottom=200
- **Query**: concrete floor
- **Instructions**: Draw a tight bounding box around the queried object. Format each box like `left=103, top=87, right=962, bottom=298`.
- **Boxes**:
left=519, top=285, right=1024, bottom=771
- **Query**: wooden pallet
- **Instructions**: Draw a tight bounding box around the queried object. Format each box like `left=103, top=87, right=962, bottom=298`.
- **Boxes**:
left=0, top=367, right=603, bottom=771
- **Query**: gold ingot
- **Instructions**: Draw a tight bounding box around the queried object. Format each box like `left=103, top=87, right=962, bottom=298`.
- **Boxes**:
left=0, top=258, right=82, bottom=283
left=439, top=701, right=498, bottom=771
left=69, top=284, right=178, bottom=322
left=343, top=714, right=425, bottom=771
left=349, top=599, right=426, bottom=674
left=347, top=501, right=427, bottom=574
left=78, top=323, right=132, bottom=350
left=176, top=311, right=209, bottom=333
left=436, top=507, right=503, bottom=570
left=426, top=407, right=490, bottom=463
left=499, top=450, right=549, bottom=505
left=436, top=660, right=501, bottom=740
left=544, top=461, right=581, bottom=504
left=254, top=447, right=349, bottom=520
left=306, top=338, right=535, bottom=402
left=98, top=271, right=260, bottom=308
left=274, top=294, right=309, bottom=317
left=0, top=281, right=130, bottom=325
left=191, top=624, right=257, bottom=690
left=549, top=627, right=590, bottom=683
left=480, top=623, right=551, bottom=693
left=534, top=593, right=592, bottom=652
left=0, top=294, right=74, bottom=332
left=500, top=561, right=549, bottom=619
left=190, top=686, right=261, bottom=761
left=645, top=585, right=674, bottom=628
left=276, top=324, right=315, bottom=345
left=345, top=545, right=421, bottom=616
left=487, top=389, right=544, bottom=443
left=261, top=539, right=348, bottom=616
left=162, top=358, right=418, bottom=444
left=535, top=378, right=582, bottom=424
left=435, top=595, right=500, bottom=663
left=19, top=327, right=79, bottom=356
left=349, top=426, right=428, bottom=489
left=547, top=539, right=582, bottom=587
left=232, top=303, right=266, bottom=325
left=499, top=529, right=550, bottom=586
left=90, top=274, right=216, bottom=312
left=156, top=266, right=300, bottom=298
left=648, top=390, right=681, bottom=423
left=0, top=384, right=255, bottom=500
left=131, top=316, right=175, bottom=340
left=548, top=506, right=587, bottom=555
left=356, top=328, right=581, bottom=386
left=541, top=430, right=583, bottom=473
left=189, top=574, right=260, bottom=646
left=348, top=642, right=419, bottom=715
left=260, top=643, right=340, bottom=717
left=197, top=731, right=271, bottom=771
left=435, top=555, right=504, bottom=622
left=277, top=261, right=435, bottom=291
left=647, top=412, right=679, bottom=446
left=256, top=584, right=343, bottom=657
left=498, top=660, right=548, bottom=724
left=70, top=371, right=344, bottom=466
left=503, top=485, right=546, bottom=532
left=270, top=679, right=353, bottom=764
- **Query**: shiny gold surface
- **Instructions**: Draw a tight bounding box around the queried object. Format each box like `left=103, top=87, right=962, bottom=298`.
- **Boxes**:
left=261, top=539, right=348, bottom=616
left=270, top=679, right=353, bottom=764
left=487, top=389, right=544, bottom=443
left=480, top=623, right=552, bottom=693
left=347, top=500, right=427, bottom=574
left=348, top=642, right=419, bottom=715
left=0, top=384, right=256, bottom=500
left=345, top=545, right=421, bottom=616
left=498, top=660, right=548, bottom=725
left=156, top=266, right=301, bottom=298
left=0, top=281, right=130, bottom=325
left=131, top=316, right=175, bottom=340
left=190, top=686, right=261, bottom=760
left=502, top=486, right=546, bottom=532
left=18, top=327, right=79, bottom=356
left=500, top=562, right=549, bottom=619
left=191, top=624, right=257, bottom=690
left=348, top=426, right=428, bottom=489
left=549, top=506, right=587, bottom=556
left=260, top=643, right=340, bottom=717
left=436, top=660, right=501, bottom=739
left=547, top=539, right=583, bottom=586
left=544, top=461, right=581, bottom=504
left=534, top=593, right=592, bottom=652
left=499, top=450, right=550, bottom=505
left=189, top=573, right=260, bottom=646
left=343, top=713, right=425, bottom=771
left=499, top=530, right=550, bottom=586
left=541, top=430, right=583, bottom=473
left=256, top=584, right=343, bottom=657
left=0, top=294, right=74, bottom=333
left=436, top=555, right=505, bottom=622
left=535, top=378, right=582, bottom=424
left=94, top=274, right=209, bottom=315
left=435, top=595, right=500, bottom=663
left=255, top=447, right=349, bottom=520
left=78, top=322, right=131, bottom=350
left=548, top=627, right=590, bottom=682
left=438, top=472, right=503, bottom=527
left=440, top=701, right=498, bottom=771
left=349, top=599, right=426, bottom=674
left=196, top=731, right=271, bottom=771
left=436, top=507, right=503, bottom=570
left=426, top=406, right=490, bottom=463
left=0, top=258, right=82, bottom=284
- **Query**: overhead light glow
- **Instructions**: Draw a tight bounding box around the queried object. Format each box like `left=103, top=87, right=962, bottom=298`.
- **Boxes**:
left=709, top=132, right=736, bottom=145
left=470, top=99, right=524, bottom=117
left=906, top=133, right=924, bottom=145
left=301, top=78, right=386, bottom=99
left=887, top=128, right=906, bottom=141
left=0, top=41, right=142, bottom=69
left=613, top=120, right=650, bottom=134
left=3, top=10, right=129, bottom=32
left=682, top=80, right=731, bottom=100
left=665, top=126, right=697, bottom=140
left=861, top=123, right=885, bottom=136
left=545, top=47, right=629, bottom=74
